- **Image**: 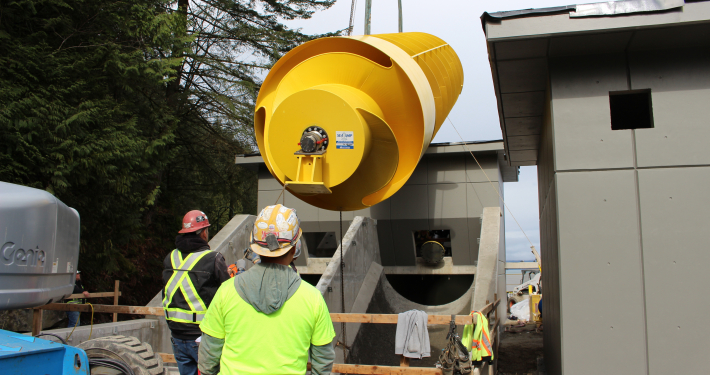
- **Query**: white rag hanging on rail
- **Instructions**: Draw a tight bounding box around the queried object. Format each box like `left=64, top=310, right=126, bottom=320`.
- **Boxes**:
left=395, top=309, right=431, bottom=359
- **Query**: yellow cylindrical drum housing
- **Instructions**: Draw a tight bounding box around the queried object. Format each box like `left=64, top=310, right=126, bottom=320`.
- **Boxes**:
left=255, top=32, right=463, bottom=211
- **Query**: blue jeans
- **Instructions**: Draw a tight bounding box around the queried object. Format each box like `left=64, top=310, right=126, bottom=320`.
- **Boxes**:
left=67, top=311, right=80, bottom=328
left=171, top=337, right=200, bottom=375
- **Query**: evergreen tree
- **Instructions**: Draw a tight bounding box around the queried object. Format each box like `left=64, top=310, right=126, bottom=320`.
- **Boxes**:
left=0, top=0, right=337, bottom=309
left=157, top=0, right=337, bottom=231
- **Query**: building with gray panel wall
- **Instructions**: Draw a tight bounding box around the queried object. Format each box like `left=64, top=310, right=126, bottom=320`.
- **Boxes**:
left=483, top=1, right=710, bottom=374
left=236, top=141, right=518, bottom=267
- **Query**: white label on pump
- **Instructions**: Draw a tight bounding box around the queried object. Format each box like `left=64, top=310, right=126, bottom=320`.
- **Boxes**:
left=51, top=258, right=58, bottom=273
left=335, top=131, right=354, bottom=149
left=67, top=262, right=73, bottom=273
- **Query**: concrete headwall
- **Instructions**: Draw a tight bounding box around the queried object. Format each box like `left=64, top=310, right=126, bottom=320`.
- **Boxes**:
left=335, top=208, right=503, bottom=370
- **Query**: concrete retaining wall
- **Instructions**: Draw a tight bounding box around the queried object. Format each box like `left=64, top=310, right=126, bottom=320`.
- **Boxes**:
left=314, top=216, right=383, bottom=363
left=471, top=206, right=503, bottom=375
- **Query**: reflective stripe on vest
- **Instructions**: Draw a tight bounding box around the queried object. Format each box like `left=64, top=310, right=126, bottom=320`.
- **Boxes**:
left=162, top=249, right=211, bottom=324
left=164, top=308, right=206, bottom=323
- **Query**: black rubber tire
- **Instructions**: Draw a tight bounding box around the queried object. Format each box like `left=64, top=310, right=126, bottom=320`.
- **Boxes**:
left=78, top=335, right=164, bottom=375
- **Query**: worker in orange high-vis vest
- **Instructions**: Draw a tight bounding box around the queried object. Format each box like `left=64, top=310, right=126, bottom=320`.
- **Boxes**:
left=162, top=210, right=231, bottom=375
left=198, top=204, right=335, bottom=375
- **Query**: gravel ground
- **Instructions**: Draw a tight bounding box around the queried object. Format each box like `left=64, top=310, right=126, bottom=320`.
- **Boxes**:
left=497, top=321, right=544, bottom=375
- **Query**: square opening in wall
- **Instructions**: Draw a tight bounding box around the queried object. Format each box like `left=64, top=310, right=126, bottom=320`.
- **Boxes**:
left=609, top=89, right=654, bottom=130
left=413, top=230, right=452, bottom=258
left=302, top=232, right=338, bottom=258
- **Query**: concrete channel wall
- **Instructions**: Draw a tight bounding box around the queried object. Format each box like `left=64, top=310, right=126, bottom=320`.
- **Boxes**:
left=470, top=206, right=503, bottom=375
left=314, top=216, right=382, bottom=363
left=346, top=207, right=506, bottom=375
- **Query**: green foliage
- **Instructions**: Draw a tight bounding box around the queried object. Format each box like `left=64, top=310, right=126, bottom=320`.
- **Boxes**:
left=0, top=0, right=336, bottom=310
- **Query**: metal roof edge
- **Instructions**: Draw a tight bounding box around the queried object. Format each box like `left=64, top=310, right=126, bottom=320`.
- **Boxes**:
left=480, top=0, right=696, bottom=33
left=235, top=140, right=506, bottom=165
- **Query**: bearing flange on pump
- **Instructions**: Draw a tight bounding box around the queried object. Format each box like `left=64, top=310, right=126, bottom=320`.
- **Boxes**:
left=255, top=32, right=463, bottom=211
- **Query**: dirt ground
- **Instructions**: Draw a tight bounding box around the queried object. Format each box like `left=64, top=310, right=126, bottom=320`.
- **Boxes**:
left=496, top=321, right=544, bottom=375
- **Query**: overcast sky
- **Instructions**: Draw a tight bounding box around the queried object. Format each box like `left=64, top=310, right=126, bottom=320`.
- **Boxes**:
left=285, top=0, right=577, bottom=261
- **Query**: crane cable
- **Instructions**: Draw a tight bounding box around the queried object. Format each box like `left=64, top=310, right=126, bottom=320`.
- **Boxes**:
left=338, top=210, right=348, bottom=359
left=347, top=0, right=358, bottom=36
left=446, top=118, right=539, bottom=256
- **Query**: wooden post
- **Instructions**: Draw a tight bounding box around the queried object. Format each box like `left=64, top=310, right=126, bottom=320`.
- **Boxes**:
left=399, top=356, right=410, bottom=367
left=32, top=308, right=43, bottom=336
left=113, top=280, right=120, bottom=322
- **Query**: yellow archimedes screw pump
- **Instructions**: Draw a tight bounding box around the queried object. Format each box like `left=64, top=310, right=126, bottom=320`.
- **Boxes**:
left=254, top=32, right=463, bottom=211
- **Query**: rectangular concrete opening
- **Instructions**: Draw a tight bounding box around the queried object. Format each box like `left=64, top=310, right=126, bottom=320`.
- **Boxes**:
left=609, top=89, right=654, bottom=130
left=303, top=231, right=338, bottom=257
left=413, top=229, right=452, bottom=257
left=300, top=274, right=322, bottom=286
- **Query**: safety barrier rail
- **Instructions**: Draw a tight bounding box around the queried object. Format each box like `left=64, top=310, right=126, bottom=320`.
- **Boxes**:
left=35, top=296, right=500, bottom=374
left=32, top=280, right=121, bottom=335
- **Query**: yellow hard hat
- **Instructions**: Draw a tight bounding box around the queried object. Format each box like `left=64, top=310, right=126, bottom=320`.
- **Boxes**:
left=250, top=204, right=302, bottom=257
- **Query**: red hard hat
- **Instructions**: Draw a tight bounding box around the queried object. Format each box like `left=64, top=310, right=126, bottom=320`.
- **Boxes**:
left=179, top=210, right=210, bottom=233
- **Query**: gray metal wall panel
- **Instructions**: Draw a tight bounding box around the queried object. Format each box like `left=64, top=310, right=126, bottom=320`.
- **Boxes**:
left=390, top=185, right=429, bottom=220
left=464, top=154, right=500, bottom=183
left=376, top=219, right=396, bottom=266
left=258, top=168, right=282, bottom=190
left=540, top=179, right=561, bottom=375
left=538, top=88, right=555, bottom=215
left=556, top=170, right=647, bottom=375
left=538, top=88, right=562, bottom=375
left=630, top=48, right=710, bottom=168
left=428, top=183, right=467, bottom=219
left=550, top=54, right=635, bottom=171
left=284, top=191, right=319, bottom=226
left=637, top=167, right=710, bottom=374
left=257, top=190, right=280, bottom=213
left=427, top=154, right=466, bottom=183
left=319, top=208, right=354, bottom=223
left=368, top=198, right=391, bottom=220
left=390, top=219, right=427, bottom=266
left=405, top=159, right=428, bottom=185
left=466, top=183, right=501, bottom=219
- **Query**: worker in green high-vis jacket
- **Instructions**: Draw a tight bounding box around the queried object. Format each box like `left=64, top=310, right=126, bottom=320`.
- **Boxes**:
left=198, top=204, right=335, bottom=375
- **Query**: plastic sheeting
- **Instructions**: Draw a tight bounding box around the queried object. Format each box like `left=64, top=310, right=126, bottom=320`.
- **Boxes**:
left=572, top=0, right=684, bottom=17
left=510, top=298, right=530, bottom=321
